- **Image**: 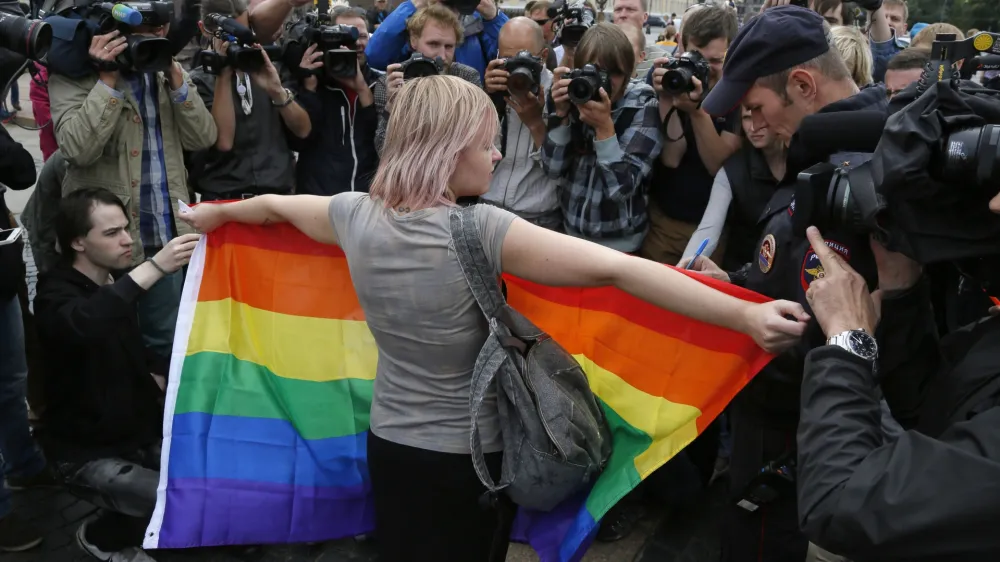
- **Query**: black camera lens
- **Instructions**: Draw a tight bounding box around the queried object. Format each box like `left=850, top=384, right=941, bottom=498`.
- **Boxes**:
left=662, top=67, right=694, bottom=95
left=568, top=76, right=597, bottom=105
left=324, top=49, right=358, bottom=79
left=507, top=67, right=536, bottom=95
left=402, top=59, right=438, bottom=80
left=938, top=125, right=1000, bottom=192
left=125, top=35, right=173, bottom=73
left=0, top=14, right=52, bottom=61
left=230, top=45, right=267, bottom=72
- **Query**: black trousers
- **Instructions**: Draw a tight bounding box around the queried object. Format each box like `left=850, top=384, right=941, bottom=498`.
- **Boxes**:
left=721, top=399, right=808, bottom=562
left=367, top=432, right=514, bottom=562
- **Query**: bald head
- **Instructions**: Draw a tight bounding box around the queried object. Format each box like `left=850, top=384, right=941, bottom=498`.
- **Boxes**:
left=498, top=16, right=547, bottom=58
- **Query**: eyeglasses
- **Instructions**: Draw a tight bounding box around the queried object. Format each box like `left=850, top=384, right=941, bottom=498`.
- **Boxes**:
left=532, top=17, right=552, bottom=25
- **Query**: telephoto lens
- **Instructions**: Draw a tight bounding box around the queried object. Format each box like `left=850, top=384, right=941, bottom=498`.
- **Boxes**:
left=0, top=14, right=52, bottom=61
left=936, top=125, right=1000, bottom=191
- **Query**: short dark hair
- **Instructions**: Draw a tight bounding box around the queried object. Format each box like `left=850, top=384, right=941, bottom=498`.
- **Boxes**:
left=887, top=47, right=929, bottom=72
left=680, top=5, right=737, bottom=49
left=55, top=188, right=129, bottom=261
left=811, top=0, right=856, bottom=26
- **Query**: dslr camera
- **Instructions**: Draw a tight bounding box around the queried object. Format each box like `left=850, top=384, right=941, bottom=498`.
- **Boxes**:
left=547, top=0, right=593, bottom=48
left=400, top=52, right=443, bottom=80
left=567, top=63, right=610, bottom=104
left=504, top=51, right=543, bottom=96
left=660, top=51, right=710, bottom=95
left=283, top=13, right=359, bottom=81
left=0, top=12, right=52, bottom=61
left=793, top=32, right=1000, bottom=287
left=198, top=13, right=279, bottom=74
left=440, top=0, right=478, bottom=15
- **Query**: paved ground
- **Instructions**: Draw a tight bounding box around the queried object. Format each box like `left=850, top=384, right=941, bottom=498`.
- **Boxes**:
left=1, top=70, right=726, bottom=562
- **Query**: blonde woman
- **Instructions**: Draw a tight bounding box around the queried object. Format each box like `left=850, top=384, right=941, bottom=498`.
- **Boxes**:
left=180, top=75, right=810, bottom=561
left=831, top=25, right=874, bottom=88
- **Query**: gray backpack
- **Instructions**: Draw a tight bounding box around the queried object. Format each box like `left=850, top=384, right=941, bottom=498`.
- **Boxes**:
left=449, top=207, right=613, bottom=512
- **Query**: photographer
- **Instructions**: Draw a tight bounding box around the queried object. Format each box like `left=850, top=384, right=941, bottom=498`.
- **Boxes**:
left=365, top=0, right=507, bottom=81
left=690, top=7, right=902, bottom=561
left=49, top=13, right=217, bottom=366
left=642, top=4, right=739, bottom=265
left=290, top=5, right=382, bottom=195
left=797, top=222, right=1000, bottom=559
left=189, top=0, right=310, bottom=201
left=375, top=4, right=481, bottom=155
left=480, top=17, right=561, bottom=229
left=542, top=22, right=661, bottom=252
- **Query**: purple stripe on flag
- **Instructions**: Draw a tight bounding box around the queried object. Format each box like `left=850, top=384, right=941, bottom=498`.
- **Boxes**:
left=512, top=491, right=599, bottom=562
left=157, top=478, right=375, bottom=548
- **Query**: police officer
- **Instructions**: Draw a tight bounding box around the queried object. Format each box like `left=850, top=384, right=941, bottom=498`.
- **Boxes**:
left=683, top=7, right=896, bottom=561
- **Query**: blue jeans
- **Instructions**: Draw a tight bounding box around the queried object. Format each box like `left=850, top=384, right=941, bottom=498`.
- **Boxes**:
left=136, top=266, right=183, bottom=366
left=0, top=295, right=46, bottom=518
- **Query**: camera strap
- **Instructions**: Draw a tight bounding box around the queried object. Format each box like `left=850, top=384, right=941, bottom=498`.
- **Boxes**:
left=235, top=71, right=253, bottom=115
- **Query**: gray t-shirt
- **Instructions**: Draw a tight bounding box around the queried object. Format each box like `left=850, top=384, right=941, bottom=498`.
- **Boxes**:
left=328, top=193, right=517, bottom=454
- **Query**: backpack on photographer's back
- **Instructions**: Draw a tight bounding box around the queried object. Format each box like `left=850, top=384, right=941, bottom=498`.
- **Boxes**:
left=449, top=206, right=613, bottom=512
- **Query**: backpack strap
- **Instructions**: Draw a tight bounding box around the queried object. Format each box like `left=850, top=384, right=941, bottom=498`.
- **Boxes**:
left=448, top=206, right=516, bottom=497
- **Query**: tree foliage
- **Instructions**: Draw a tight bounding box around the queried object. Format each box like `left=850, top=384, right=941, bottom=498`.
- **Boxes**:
left=908, top=0, right=999, bottom=32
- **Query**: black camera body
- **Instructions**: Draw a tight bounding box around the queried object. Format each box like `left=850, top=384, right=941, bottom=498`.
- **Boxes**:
left=283, top=14, right=359, bottom=81
left=0, top=13, right=51, bottom=61
left=400, top=52, right=443, bottom=80
left=504, top=51, right=543, bottom=96
left=97, top=2, right=173, bottom=73
left=198, top=13, right=279, bottom=74
left=440, top=0, right=478, bottom=15
left=567, top=63, right=610, bottom=105
left=546, top=0, right=593, bottom=48
left=661, top=50, right=710, bottom=95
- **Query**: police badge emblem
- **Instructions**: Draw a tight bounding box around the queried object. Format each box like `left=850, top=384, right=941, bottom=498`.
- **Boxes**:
left=758, top=234, right=776, bottom=273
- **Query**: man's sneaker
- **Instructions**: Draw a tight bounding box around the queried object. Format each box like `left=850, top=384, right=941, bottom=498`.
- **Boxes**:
left=6, top=465, right=60, bottom=491
left=0, top=512, right=44, bottom=552
left=76, top=519, right=157, bottom=561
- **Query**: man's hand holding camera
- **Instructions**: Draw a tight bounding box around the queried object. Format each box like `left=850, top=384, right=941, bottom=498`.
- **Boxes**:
left=486, top=58, right=545, bottom=140
left=671, top=76, right=704, bottom=114
left=477, top=0, right=498, bottom=20
left=804, top=227, right=880, bottom=338
left=252, top=53, right=291, bottom=106
left=384, top=62, right=405, bottom=107
left=576, top=88, right=613, bottom=139
left=300, top=44, right=323, bottom=92
left=550, top=66, right=573, bottom=120
left=90, top=31, right=127, bottom=85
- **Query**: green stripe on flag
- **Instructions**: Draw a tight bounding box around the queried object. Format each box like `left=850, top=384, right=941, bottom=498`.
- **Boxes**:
left=176, top=352, right=373, bottom=440
left=585, top=401, right=652, bottom=519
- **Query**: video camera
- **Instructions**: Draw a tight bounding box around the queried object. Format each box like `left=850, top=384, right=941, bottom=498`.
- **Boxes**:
left=504, top=51, right=543, bottom=96
left=197, top=13, right=279, bottom=74
left=660, top=51, right=709, bottom=95
left=40, top=0, right=175, bottom=76
left=546, top=0, right=593, bottom=48
left=792, top=32, right=1000, bottom=288
left=282, top=13, right=359, bottom=81
left=567, top=63, right=609, bottom=104
left=0, top=12, right=52, bottom=61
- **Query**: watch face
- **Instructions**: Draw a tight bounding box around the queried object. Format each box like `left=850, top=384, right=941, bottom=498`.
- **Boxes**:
left=848, top=331, right=878, bottom=360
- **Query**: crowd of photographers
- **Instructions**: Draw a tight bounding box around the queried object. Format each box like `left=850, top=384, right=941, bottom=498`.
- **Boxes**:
left=0, top=0, right=999, bottom=559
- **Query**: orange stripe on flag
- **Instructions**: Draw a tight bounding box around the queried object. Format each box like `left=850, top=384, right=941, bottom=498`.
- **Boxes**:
left=198, top=243, right=364, bottom=321
left=507, top=283, right=757, bottom=432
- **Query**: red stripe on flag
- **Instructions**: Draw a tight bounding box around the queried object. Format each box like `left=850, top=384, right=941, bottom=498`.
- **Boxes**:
left=207, top=223, right=345, bottom=258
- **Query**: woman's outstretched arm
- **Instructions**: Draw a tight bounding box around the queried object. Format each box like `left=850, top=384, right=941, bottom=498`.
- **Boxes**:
left=178, top=194, right=338, bottom=245
left=500, top=218, right=810, bottom=353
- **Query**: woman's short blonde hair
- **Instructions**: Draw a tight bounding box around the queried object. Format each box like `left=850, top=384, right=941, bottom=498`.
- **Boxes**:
left=831, top=25, right=873, bottom=87
left=370, top=75, right=498, bottom=209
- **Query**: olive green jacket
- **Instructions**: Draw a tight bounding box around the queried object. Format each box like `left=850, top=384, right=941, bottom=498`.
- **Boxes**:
left=49, top=69, right=217, bottom=265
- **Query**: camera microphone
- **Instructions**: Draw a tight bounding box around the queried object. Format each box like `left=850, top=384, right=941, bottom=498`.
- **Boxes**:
left=794, top=111, right=887, bottom=159
left=99, top=3, right=142, bottom=26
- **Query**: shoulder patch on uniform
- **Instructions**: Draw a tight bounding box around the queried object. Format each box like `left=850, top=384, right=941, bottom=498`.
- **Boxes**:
left=801, top=240, right=851, bottom=291
left=759, top=234, right=776, bottom=273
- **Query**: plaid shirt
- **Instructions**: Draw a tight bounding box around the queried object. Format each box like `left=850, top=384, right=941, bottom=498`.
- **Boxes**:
left=541, top=79, right=662, bottom=239
left=119, top=73, right=186, bottom=250
left=373, top=61, right=482, bottom=154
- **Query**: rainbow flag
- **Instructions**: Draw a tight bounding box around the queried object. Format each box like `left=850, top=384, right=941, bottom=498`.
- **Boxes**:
left=145, top=222, right=774, bottom=560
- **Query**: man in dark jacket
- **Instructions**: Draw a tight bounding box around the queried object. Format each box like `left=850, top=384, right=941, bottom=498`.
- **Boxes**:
left=290, top=6, right=381, bottom=195
left=797, top=221, right=1000, bottom=560
left=0, top=115, right=48, bottom=553
left=34, top=188, right=199, bottom=561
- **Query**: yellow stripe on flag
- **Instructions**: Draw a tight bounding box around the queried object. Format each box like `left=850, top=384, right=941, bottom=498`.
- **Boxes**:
left=574, top=354, right=702, bottom=478
left=188, top=299, right=378, bottom=382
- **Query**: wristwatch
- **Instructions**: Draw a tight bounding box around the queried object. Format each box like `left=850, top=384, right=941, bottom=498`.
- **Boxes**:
left=827, top=329, right=878, bottom=362
left=272, top=88, right=295, bottom=108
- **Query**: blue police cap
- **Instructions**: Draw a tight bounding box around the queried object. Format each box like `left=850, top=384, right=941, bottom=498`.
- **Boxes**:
left=702, top=5, right=830, bottom=117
